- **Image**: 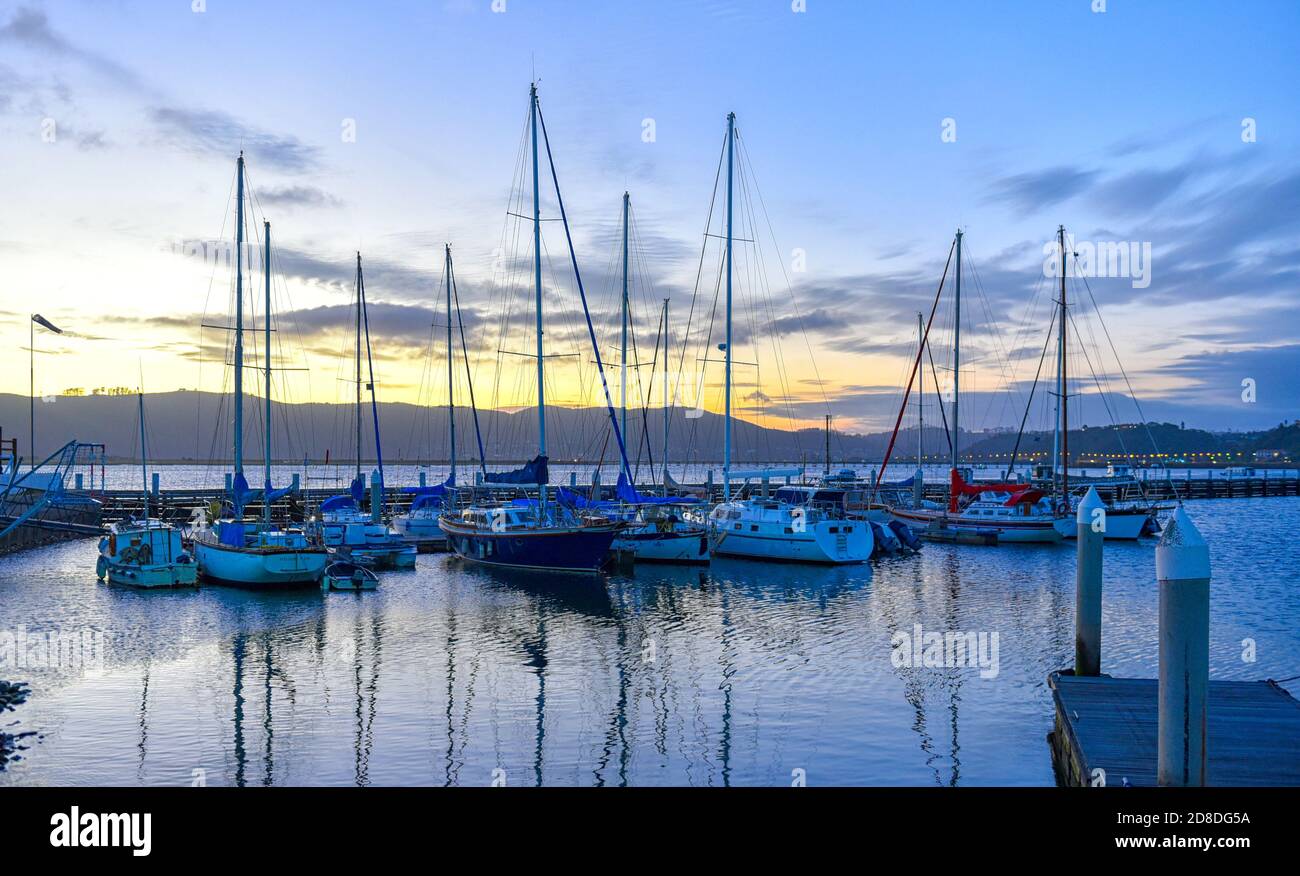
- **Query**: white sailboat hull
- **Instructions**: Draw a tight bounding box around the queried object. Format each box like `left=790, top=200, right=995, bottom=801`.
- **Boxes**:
left=890, top=507, right=1063, bottom=543
left=709, top=503, right=873, bottom=564
left=613, top=525, right=710, bottom=564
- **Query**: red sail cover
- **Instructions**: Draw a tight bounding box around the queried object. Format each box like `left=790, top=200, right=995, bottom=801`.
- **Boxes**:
left=949, top=469, right=1043, bottom=511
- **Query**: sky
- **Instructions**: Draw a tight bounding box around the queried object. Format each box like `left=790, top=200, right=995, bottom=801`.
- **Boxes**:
left=1, top=0, right=1297, bottom=439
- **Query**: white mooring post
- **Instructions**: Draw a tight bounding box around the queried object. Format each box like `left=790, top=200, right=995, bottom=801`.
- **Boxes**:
left=913, top=467, right=924, bottom=508
left=1075, top=486, right=1105, bottom=676
left=370, top=470, right=383, bottom=525
left=1156, top=506, right=1211, bottom=787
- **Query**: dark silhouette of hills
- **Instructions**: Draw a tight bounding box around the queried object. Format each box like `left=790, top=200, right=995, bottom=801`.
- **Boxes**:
left=2, top=391, right=1290, bottom=466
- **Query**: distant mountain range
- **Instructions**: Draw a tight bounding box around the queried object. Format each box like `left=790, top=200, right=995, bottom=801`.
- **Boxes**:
left=1, top=392, right=1293, bottom=465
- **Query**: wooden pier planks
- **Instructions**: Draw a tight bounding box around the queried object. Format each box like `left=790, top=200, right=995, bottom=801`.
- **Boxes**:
left=1049, top=673, right=1300, bottom=787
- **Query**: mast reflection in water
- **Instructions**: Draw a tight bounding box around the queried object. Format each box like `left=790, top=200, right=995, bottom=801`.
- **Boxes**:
left=2, top=498, right=1296, bottom=786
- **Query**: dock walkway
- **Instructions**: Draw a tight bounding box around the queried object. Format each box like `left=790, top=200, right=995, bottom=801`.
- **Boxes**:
left=1048, top=672, right=1300, bottom=787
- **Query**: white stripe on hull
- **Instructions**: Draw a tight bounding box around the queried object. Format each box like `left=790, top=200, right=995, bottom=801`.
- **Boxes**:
left=104, top=563, right=198, bottom=588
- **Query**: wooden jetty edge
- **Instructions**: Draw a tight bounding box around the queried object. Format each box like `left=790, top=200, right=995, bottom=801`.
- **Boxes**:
left=1047, top=493, right=1300, bottom=787
left=1048, top=674, right=1300, bottom=787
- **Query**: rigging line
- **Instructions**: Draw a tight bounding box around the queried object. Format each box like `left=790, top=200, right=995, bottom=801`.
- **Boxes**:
left=675, top=128, right=729, bottom=458
left=636, top=303, right=666, bottom=484
left=871, top=237, right=956, bottom=503
left=535, top=99, right=632, bottom=479
left=1073, top=255, right=1181, bottom=503
left=964, top=245, right=1025, bottom=434
left=1007, top=305, right=1058, bottom=475
left=926, top=336, right=953, bottom=456
left=195, top=167, right=238, bottom=464
left=358, top=260, right=385, bottom=485
left=736, top=131, right=835, bottom=425
left=451, top=253, right=489, bottom=477
left=1066, top=305, right=1155, bottom=507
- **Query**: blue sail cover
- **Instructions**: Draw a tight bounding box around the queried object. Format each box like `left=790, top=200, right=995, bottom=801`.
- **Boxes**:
left=264, top=480, right=294, bottom=503
left=555, top=486, right=601, bottom=509
left=401, top=475, right=455, bottom=496
left=409, top=493, right=444, bottom=512
left=616, top=472, right=700, bottom=505
left=485, top=455, right=548, bottom=485
left=320, top=495, right=357, bottom=513
left=229, top=472, right=295, bottom=510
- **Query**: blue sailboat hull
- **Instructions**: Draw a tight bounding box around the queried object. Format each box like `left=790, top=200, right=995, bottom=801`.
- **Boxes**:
left=438, top=518, right=621, bottom=574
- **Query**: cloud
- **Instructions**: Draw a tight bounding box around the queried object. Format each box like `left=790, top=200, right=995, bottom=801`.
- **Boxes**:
left=983, top=166, right=1099, bottom=213
left=0, top=7, right=141, bottom=90
left=257, top=185, right=341, bottom=209
left=150, top=107, right=320, bottom=173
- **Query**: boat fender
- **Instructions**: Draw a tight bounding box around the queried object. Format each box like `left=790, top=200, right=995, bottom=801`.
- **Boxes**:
left=137, top=543, right=152, bottom=564
left=107, top=533, right=117, bottom=557
left=95, top=555, right=108, bottom=580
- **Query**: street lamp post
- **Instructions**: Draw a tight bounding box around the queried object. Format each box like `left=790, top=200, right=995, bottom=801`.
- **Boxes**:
left=30, top=313, right=64, bottom=468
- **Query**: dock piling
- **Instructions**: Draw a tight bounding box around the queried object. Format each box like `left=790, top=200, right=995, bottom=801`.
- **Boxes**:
left=1156, top=506, right=1211, bottom=787
left=1075, top=486, right=1105, bottom=676
left=913, top=468, right=924, bottom=508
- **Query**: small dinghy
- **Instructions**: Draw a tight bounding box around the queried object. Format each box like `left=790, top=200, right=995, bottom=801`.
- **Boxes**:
left=322, top=561, right=378, bottom=592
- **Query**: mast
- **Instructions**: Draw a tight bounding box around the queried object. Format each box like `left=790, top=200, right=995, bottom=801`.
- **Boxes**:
left=138, top=388, right=149, bottom=515
left=917, top=312, right=924, bottom=464
left=531, top=83, right=546, bottom=460
left=233, top=152, right=246, bottom=476
left=662, top=297, right=669, bottom=496
left=621, top=191, right=630, bottom=443
left=446, top=244, right=456, bottom=483
left=358, top=255, right=385, bottom=490
left=723, top=111, right=735, bottom=502
left=355, top=253, right=363, bottom=481
left=950, top=229, right=962, bottom=475
left=1057, top=224, right=1069, bottom=507
left=263, top=220, right=273, bottom=526
left=824, top=414, right=831, bottom=477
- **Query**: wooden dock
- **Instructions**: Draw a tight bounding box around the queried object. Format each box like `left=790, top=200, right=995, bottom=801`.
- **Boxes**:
left=1047, top=672, right=1300, bottom=787
left=85, top=472, right=1300, bottom=525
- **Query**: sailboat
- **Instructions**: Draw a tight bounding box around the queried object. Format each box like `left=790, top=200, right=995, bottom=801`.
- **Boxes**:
left=192, top=154, right=329, bottom=586
left=597, top=195, right=709, bottom=564
left=701, top=113, right=872, bottom=564
left=1039, top=226, right=1152, bottom=541
left=392, top=243, right=462, bottom=552
left=97, top=389, right=198, bottom=587
left=437, top=84, right=624, bottom=574
left=880, top=230, right=1061, bottom=543
left=311, top=253, right=417, bottom=569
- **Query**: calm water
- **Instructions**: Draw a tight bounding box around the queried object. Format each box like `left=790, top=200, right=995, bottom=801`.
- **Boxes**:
left=1, top=497, right=1296, bottom=787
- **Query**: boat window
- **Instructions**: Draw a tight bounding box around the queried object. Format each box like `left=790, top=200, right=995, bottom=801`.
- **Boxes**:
left=829, top=526, right=839, bottom=533
left=750, top=525, right=759, bottom=532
